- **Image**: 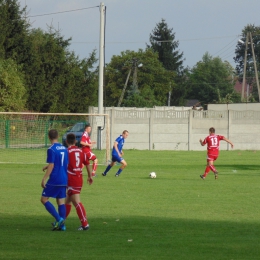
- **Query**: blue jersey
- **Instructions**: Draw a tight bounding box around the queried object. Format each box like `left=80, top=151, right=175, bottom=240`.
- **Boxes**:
left=112, top=135, right=125, bottom=156
left=46, top=143, right=68, bottom=186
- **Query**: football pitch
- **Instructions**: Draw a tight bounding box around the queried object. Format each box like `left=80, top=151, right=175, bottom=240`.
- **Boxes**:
left=0, top=150, right=260, bottom=260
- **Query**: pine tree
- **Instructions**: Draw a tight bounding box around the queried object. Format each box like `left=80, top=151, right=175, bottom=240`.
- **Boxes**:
left=147, top=19, right=184, bottom=73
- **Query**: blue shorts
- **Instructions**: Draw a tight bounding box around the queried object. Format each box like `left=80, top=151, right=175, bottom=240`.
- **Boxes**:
left=112, top=154, right=124, bottom=164
left=41, top=185, right=66, bottom=199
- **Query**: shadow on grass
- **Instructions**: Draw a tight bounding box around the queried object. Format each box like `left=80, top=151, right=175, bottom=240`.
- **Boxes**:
left=0, top=214, right=259, bottom=260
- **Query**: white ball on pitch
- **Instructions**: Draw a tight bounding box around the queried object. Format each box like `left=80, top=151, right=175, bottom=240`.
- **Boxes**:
left=149, top=172, right=156, bottom=178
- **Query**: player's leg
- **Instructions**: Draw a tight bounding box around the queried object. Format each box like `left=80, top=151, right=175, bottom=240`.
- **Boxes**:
left=102, top=160, right=116, bottom=176
left=65, top=190, right=72, bottom=218
left=200, top=155, right=212, bottom=179
left=208, top=156, right=218, bottom=179
left=41, top=186, right=65, bottom=228
left=115, top=159, right=127, bottom=177
left=41, top=196, right=61, bottom=222
left=71, top=194, right=89, bottom=230
left=91, top=158, right=98, bottom=177
left=56, top=197, right=66, bottom=230
left=87, top=152, right=98, bottom=177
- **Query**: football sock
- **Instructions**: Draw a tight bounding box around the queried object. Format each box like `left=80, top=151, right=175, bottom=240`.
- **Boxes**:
left=204, top=166, right=210, bottom=177
left=44, top=201, right=60, bottom=221
left=209, top=165, right=217, bottom=173
left=58, top=204, right=66, bottom=220
left=116, top=168, right=123, bottom=175
left=76, top=203, right=88, bottom=227
left=104, top=165, right=112, bottom=174
left=65, top=204, right=72, bottom=218
left=92, top=162, right=97, bottom=174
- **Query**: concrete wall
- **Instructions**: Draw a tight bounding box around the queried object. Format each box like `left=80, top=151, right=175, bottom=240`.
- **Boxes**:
left=89, top=106, right=260, bottom=151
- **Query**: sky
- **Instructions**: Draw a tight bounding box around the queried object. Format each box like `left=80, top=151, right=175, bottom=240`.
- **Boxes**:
left=22, top=0, right=260, bottom=69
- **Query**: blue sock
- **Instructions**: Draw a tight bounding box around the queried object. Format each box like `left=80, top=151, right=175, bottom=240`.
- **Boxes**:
left=44, top=201, right=60, bottom=221
left=104, top=165, right=112, bottom=174
left=116, top=168, right=123, bottom=175
left=58, top=204, right=66, bottom=220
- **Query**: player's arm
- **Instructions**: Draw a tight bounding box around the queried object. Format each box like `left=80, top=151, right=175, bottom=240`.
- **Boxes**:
left=113, top=141, right=122, bottom=157
left=80, top=139, right=92, bottom=148
left=199, top=139, right=205, bottom=146
left=41, top=163, right=54, bottom=188
left=223, top=137, right=234, bottom=148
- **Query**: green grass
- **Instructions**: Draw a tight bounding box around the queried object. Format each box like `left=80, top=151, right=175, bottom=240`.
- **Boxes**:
left=0, top=150, right=260, bottom=259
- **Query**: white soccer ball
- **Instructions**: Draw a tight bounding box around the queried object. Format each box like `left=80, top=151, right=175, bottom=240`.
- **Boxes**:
left=149, top=172, right=156, bottom=178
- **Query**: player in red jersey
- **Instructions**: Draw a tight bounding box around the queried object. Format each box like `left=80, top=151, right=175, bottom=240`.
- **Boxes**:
left=65, top=133, right=93, bottom=231
left=199, top=127, right=234, bottom=180
left=80, top=125, right=98, bottom=177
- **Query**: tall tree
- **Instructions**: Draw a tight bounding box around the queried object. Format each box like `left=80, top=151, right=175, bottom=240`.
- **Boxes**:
left=0, top=0, right=30, bottom=63
left=147, top=19, right=184, bottom=73
left=147, top=19, right=186, bottom=106
left=187, top=53, right=239, bottom=106
left=234, top=24, right=260, bottom=101
left=25, top=28, right=98, bottom=112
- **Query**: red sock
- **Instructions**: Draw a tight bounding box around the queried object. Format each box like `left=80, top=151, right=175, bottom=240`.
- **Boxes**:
left=76, top=203, right=88, bottom=227
left=204, top=166, right=210, bottom=177
left=92, top=162, right=97, bottom=174
left=209, top=165, right=217, bottom=173
left=65, top=204, right=72, bottom=218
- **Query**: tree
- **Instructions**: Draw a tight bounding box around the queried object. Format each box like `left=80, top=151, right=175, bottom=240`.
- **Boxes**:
left=187, top=53, right=239, bottom=106
left=147, top=19, right=186, bottom=106
left=234, top=24, right=260, bottom=101
left=24, top=28, right=98, bottom=112
left=147, top=19, right=184, bottom=72
left=105, top=49, right=175, bottom=107
left=0, top=0, right=30, bottom=63
left=0, top=58, right=26, bottom=111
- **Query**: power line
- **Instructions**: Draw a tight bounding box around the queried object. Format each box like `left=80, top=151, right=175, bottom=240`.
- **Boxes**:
left=27, top=6, right=99, bottom=18
left=213, top=37, right=238, bottom=56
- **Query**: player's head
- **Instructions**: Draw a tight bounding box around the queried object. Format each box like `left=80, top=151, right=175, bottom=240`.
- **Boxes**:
left=48, top=129, right=58, bottom=140
left=84, top=124, right=91, bottom=133
left=209, top=127, right=215, bottom=133
left=66, top=133, right=76, bottom=146
left=122, top=130, right=129, bottom=139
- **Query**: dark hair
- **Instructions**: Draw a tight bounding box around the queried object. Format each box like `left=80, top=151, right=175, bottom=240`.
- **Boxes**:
left=48, top=129, right=58, bottom=140
left=122, top=130, right=129, bottom=134
left=66, top=133, right=76, bottom=145
left=84, top=124, right=91, bottom=130
left=209, top=127, right=215, bottom=133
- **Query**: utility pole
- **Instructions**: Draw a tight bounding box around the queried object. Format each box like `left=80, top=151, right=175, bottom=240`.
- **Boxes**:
left=241, top=33, right=248, bottom=101
left=249, top=32, right=260, bottom=102
left=117, top=58, right=142, bottom=107
left=117, top=68, right=132, bottom=107
left=98, top=2, right=105, bottom=114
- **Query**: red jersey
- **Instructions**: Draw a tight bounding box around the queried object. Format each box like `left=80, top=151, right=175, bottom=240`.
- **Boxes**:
left=81, top=131, right=92, bottom=153
left=202, top=134, right=224, bottom=156
left=67, top=145, right=87, bottom=187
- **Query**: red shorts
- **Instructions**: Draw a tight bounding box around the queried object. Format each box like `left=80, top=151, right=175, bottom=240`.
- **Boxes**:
left=67, top=186, right=82, bottom=196
left=207, top=154, right=218, bottom=162
left=84, top=151, right=96, bottom=164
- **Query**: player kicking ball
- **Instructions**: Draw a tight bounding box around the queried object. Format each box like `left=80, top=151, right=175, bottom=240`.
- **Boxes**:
left=199, top=127, right=234, bottom=180
left=65, top=133, right=93, bottom=231
left=102, top=130, right=129, bottom=177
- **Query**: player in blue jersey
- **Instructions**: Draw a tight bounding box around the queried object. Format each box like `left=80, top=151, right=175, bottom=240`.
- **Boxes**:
left=102, top=130, right=129, bottom=177
left=40, top=129, right=69, bottom=231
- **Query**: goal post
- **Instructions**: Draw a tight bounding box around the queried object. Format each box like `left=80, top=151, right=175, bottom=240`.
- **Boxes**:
left=0, top=112, right=110, bottom=165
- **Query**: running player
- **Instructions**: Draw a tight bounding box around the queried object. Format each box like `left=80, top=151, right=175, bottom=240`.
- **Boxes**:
left=199, top=127, right=234, bottom=180
left=80, top=125, right=98, bottom=177
left=102, top=130, right=129, bottom=177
